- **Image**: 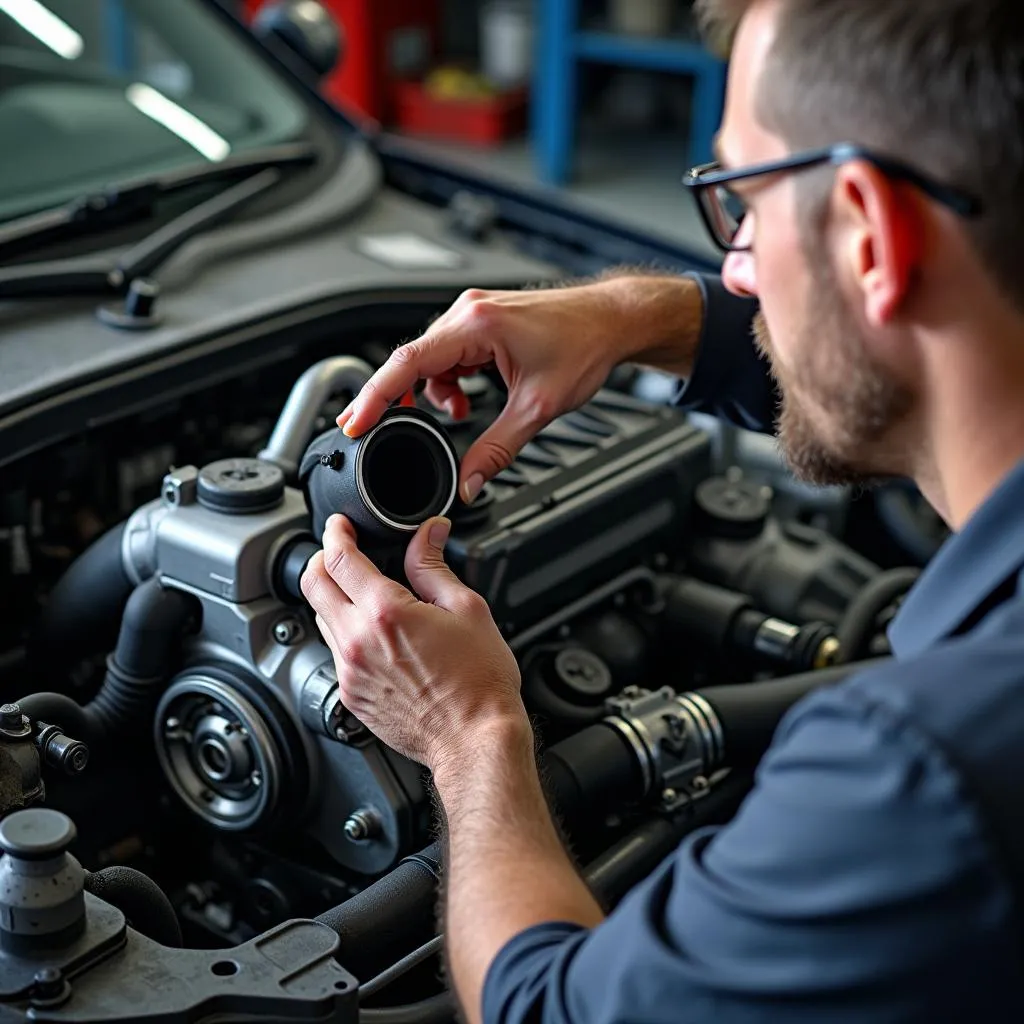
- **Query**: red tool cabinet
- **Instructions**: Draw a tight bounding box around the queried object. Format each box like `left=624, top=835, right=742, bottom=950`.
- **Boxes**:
left=243, top=0, right=441, bottom=125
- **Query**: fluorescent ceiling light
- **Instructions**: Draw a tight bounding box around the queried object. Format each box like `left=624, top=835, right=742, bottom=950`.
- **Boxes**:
left=0, top=0, right=83, bottom=60
left=126, top=83, right=231, bottom=163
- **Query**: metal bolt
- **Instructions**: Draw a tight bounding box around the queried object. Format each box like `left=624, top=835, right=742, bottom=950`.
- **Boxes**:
left=661, top=788, right=678, bottom=805
left=344, top=808, right=381, bottom=842
left=32, top=967, right=65, bottom=1002
left=691, top=776, right=710, bottom=792
left=273, top=618, right=302, bottom=645
left=319, top=450, right=344, bottom=471
left=0, top=703, right=23, bottom=730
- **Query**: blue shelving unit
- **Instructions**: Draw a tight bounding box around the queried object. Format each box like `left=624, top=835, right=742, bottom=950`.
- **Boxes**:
left=105, top=0, right=134, bottom=72
left=533, top=0, right=726, bottom=186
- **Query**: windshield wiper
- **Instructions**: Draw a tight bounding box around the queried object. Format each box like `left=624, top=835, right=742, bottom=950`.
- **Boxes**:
left=0, top=141, right=320, bottom=324
left=0, top=141, right=318, bottom=257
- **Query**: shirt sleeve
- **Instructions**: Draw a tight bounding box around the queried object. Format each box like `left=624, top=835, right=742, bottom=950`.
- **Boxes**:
left=671, top=272, right=778, bottom=434
left=482, top=668, right=1020, bottom=1024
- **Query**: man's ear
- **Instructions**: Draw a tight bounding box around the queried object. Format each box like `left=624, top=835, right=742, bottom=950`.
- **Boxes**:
left=833, top=160, right=923, bottom=328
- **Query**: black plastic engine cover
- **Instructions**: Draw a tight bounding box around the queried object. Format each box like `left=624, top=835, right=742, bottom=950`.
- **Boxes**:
left=444, top=388, right=712, bottom=639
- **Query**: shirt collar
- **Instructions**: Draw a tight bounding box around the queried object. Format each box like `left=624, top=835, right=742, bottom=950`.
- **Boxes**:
left=890, top=457, right=1024, bottom=659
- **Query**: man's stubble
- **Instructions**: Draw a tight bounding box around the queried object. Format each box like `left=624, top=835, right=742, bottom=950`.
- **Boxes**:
left=752, top=256, right=914, bottom=489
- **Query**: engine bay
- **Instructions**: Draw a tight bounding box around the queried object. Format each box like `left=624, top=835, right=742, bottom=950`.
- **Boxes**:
left=0, top=312, right=927, bottom=1022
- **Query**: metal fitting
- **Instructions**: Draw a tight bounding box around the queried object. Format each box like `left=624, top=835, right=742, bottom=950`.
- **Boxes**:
left=604, top=686, right=724, bottom=803
left=343, top=808, right=381, bottom=842
left=814, top=635, right=842, bottom=669
left=0, top=703, right=29, bottom=738
left=272, top=618, right=303, bottom=646
left=35, top=724, right=89, bottom=776
left=161, top=466, right=199, bottom=508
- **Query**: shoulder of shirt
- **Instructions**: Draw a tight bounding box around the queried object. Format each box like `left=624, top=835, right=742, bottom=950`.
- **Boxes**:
left=776, top=594, right=1024, bottom=785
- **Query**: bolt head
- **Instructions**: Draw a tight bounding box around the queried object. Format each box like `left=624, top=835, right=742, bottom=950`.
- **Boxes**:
left=273, top=619, right=301, bottom=645
left=344, top=818, right=366, bottom=841
left=0, top=703, right=28, bottom=735
left=661, top=788, right=678, bottom=804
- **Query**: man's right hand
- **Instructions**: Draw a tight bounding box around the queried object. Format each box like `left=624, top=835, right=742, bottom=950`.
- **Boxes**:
left=337, top=274, right=704, bottom=504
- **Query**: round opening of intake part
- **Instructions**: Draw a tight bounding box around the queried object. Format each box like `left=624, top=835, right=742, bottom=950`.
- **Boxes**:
left=357, top=418, right=457, bottom=531
left=198, top=739, right=231, bottom=782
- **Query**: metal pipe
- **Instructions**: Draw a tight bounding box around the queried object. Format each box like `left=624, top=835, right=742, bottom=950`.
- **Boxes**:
left=258, top=356, right=374, bottom=480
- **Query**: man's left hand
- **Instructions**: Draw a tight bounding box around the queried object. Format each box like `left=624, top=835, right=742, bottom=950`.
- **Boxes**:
left=300, top=514, right=527, bottom=773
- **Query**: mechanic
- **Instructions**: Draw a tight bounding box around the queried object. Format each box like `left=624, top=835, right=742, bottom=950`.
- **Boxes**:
left=301, top=0, right=1024, bottom=1020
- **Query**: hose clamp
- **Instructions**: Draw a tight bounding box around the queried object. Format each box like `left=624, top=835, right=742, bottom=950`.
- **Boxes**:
left=603, top=686, right=724, bottom=806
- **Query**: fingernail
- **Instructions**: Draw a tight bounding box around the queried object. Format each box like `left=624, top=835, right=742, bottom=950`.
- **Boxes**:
left=342, top=420, right=358, bottom=438
left=326, top=513, right=342, bottom=530
left=462, top=473, right=484, bottom=504
left=428, top=518, right=451, bottom=550
left=336, top=402, right=354, bottom=426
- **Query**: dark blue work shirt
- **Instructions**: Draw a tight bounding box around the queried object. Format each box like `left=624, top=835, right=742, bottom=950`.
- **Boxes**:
left=483, top=273, right=1024, bottom=1023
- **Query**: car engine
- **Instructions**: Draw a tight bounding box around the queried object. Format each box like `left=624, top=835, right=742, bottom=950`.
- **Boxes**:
left=0, top=339, right=923, bottom=1023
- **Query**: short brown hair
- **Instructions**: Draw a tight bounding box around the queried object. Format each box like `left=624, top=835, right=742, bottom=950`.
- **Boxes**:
left=695, top=0, right=1024, bottom=311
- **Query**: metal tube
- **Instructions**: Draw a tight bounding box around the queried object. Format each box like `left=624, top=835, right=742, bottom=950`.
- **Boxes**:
left=258, top=356, right=375, bottom=480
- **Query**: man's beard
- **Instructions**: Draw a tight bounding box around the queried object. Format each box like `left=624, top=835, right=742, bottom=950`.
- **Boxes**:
left=753, top=261, right=913, bottom=488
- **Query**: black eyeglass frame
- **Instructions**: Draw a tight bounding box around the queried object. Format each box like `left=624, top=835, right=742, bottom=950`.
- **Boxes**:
left=682, top=142, right=983, bottom=253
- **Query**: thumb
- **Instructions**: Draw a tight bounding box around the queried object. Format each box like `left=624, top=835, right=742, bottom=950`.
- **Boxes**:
left=404, top=517, right=464, bottom=608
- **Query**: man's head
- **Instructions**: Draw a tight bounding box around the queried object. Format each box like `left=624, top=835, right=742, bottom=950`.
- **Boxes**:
left=694, top=0, right=1024, bottom=489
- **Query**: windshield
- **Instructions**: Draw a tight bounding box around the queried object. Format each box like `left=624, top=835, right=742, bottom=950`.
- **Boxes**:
left=0, top=0, right=313, bottom=222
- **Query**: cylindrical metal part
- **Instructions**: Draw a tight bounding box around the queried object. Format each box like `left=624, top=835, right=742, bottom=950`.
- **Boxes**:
left=0, top=809, right=85, bottom=953
left=259, top=356, right=375, bottom=480
left=35, top=724, right=89, bottom=775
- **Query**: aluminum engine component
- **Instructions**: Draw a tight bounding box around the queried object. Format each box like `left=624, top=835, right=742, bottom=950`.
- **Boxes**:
left=0, top=811, right=358, bottom=1022
left=120, top=358, right=442, bottom=874
left=604, top=686, right=725, bottom=808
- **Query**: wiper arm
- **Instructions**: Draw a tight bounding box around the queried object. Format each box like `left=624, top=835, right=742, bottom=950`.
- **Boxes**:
left=0, top=141, right=318, bottom=256
left=0, top=139, right=320, bottom=321
left=0, top=168, right=283, bottom=302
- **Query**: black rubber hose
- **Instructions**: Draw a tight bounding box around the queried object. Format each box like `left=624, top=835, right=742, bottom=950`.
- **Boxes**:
left=83, top=578, right=198, bottom=742
left=353, top=774, right=754, bottom=1024
left=584, top=770, right=754, bottom=907
left=316, top=843, right=442, bottom=982
left=835, top=568, right=921, bottom=664
left=29, top=522, right=133, bottom=678
left=541, top=723, right=646, bottom=830
left=84, top=866, right=183, bottom=948
left=697, top=659, right=891, bottom=773
left=359, top=993, right=453, bottom=1024
left=16, top=692, right=94, bottom=747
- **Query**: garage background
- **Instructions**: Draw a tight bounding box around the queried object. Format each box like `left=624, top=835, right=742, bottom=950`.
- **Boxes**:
left=232, top=0, right=724, bottom=260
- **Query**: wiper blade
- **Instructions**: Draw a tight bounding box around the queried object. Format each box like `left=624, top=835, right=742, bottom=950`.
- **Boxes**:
left=0, top=168, right=281, bottom=301
left=0, top=143, right=317, bottom=313
left=0, top=140, right=318, bottom=257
